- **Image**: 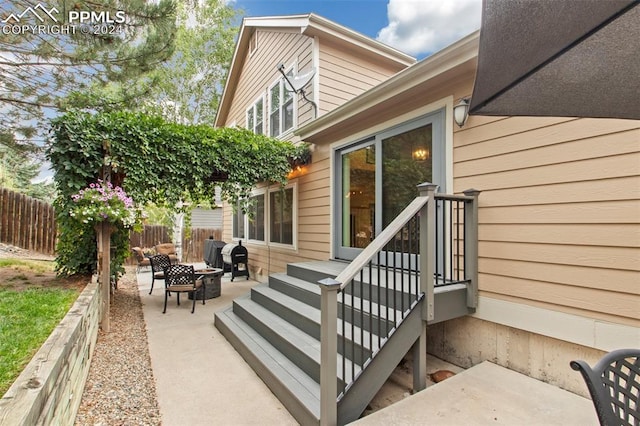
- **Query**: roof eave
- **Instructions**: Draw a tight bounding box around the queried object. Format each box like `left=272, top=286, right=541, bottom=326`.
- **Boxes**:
left=296, top=31, right=480, bottom=142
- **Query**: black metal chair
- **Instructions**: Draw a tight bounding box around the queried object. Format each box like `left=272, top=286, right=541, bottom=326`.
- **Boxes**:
left=162, top=264, right=205, bottom=314
left=570, top=348, right=640, bottom=426
left=149, top=254, right=172, bottom=295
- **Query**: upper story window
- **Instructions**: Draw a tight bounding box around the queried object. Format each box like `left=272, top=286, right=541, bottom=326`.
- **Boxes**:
left=246, top=97, right=264, bottom=135
left=269, top=69, right=295, bottom=137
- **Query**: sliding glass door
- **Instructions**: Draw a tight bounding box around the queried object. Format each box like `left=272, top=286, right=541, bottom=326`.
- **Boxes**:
left=337, top=142, right=376, bottom=260
left=335, top=110, right=445, bottom=261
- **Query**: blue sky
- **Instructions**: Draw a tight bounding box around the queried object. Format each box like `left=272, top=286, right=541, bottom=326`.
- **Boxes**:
left=231, top=0, right=482, bottom=59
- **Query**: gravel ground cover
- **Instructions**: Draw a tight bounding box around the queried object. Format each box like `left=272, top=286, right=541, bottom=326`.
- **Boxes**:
left=74, top=269, right=161, bottom=426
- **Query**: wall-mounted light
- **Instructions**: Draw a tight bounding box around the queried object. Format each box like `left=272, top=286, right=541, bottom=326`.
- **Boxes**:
left=287, top=165, right=306, bottom=179
left=453, top=98, right=470, bottom=127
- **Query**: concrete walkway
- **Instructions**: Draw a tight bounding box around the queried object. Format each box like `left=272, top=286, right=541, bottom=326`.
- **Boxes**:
left=137, top=266, right=597, bottom=426
left=137, top=265, right=297, bottom=425
left=353, top=361, right=597, bottom=426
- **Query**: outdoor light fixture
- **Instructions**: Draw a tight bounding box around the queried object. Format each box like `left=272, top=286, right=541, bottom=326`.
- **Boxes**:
left=453, top=98, right=470, bottom=127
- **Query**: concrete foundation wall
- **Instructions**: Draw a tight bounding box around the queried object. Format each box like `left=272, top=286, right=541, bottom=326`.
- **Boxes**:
left=426, top=315, right=606, bottom=398
left=0, top=279, right=101, bottom=425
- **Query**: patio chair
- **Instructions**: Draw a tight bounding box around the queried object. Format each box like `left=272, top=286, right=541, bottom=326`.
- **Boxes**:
left=570, top=348, right=640, bottom=426
left=155, top=243, right=179, bottom=265
left=162, top=264, right=205, bottom=314
left=131, top=247, right=151, bottom=273
left=149, top=254, right=172, bottom=295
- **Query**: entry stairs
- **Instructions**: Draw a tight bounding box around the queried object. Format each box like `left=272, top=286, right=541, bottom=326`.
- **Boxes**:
left=215, top=260, right=470, bottom=424
left=215, top=184, right=480, bottom=425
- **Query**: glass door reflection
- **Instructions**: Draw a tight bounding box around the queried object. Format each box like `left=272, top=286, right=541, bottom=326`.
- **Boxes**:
left=340, top=144, right=375, bottom=258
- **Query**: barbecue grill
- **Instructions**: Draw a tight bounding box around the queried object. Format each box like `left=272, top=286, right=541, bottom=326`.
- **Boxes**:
left=203, top=239, right=228, bottom=270
left=221, top=240, right=249, bottom=281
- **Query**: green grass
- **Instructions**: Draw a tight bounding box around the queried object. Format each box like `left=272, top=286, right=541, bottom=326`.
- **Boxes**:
left=0, top=258, right=55, bottom=274
left=0, top=259, right=80, bottom=395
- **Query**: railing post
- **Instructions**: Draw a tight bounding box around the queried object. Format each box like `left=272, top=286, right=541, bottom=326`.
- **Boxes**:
left=462, top=188, right=481, bottom=309
left=417, top=182, right=438, bottom=322
left=318, top=278, right=341, bottom=426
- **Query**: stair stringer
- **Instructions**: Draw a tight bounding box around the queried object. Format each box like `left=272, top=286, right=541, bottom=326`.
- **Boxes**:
left=337, top=297, right=425, bottom=425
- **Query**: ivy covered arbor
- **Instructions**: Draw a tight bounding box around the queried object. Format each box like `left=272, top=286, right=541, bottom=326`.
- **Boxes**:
left=47, top=110, right=310, bottom=279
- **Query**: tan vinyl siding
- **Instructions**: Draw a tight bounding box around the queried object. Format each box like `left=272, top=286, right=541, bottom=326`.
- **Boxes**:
left=221, top=141, right=332, bottom=277
left=218, top=27, right=410, bottom=278
left=317, top=39, right=407, bottom=115
left=455, top=116, right=640, bottom=325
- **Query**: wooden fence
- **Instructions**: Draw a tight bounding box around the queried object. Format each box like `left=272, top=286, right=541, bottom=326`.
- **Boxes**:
left=129, top=225, right=171, bottom=250
left=127, top=226, right=223, bottom=264
left=0, top=187, right=223, bottom=262
left=182, top=228, right=224, bottom=263
left=0, top=187, right=57, bottom=254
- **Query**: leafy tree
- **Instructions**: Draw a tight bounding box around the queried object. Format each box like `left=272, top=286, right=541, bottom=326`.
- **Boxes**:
left=0, top=131, right=55, bottom=200
left=0, top=0, right=177, bottom=149
left=141, top=0, right=239, bottom=124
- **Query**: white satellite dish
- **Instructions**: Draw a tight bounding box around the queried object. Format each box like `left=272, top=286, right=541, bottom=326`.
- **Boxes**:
left=285, top=68, right=316, bottom=92
left=277, top=64, right=319, bottom=118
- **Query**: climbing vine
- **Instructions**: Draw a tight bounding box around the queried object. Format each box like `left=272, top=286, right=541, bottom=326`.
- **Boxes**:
left=47, top=110, right=310, bottom=276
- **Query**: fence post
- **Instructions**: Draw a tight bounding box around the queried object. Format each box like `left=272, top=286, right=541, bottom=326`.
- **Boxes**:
left=417, top=182, right=438, bottom=322
left=463, top=188, right=481, bottom=309
left=318, top=277, right=341, bottom=426
left=96, top=222, right=111, bottom=332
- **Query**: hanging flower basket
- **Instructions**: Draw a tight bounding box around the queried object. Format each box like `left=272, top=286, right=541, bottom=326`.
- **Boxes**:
left=69, top=180, right=141, bottom=229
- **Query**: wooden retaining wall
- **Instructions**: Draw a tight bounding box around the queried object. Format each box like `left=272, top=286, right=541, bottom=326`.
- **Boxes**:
left=0, top=279, right=101, bottom=425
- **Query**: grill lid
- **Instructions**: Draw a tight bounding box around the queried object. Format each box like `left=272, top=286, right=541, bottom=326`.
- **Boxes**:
left=222, top=241, right=248, bottom=262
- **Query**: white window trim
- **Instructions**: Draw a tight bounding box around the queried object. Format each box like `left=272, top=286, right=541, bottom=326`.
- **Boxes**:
left=232, top=202, right=245, bottom=241
left=232, top=189, right=267, bottom=244
left=267, top=182, right=297, bottom=250
left=268, top=64, right=297, bottom=138
left=246, top=189, right=267, bottom=245
left=246, top=95, right=264, bottom=134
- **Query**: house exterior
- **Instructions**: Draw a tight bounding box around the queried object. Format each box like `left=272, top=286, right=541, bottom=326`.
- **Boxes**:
left=191, top=207, right=223, bottom=229
left=215, top=14, right=415, bottom=276
left=215, top=13, right=640, bottom=398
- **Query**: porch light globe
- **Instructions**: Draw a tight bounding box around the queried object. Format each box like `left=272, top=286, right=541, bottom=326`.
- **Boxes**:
left=453, top=98, right=470, bottom=127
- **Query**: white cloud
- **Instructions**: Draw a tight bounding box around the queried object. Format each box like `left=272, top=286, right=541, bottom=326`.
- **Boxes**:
left=377, top=0, right=482, bottom=57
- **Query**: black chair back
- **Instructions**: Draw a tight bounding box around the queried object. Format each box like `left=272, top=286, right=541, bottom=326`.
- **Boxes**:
left=571, top=348, right=640, bottom=426
left=150, top=254, right=172, bottom=274
left=165, top=264, right=196, bottom=287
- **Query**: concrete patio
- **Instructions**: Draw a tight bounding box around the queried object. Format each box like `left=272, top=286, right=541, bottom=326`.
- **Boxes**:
left=136, top=265, right=597, bottom=425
